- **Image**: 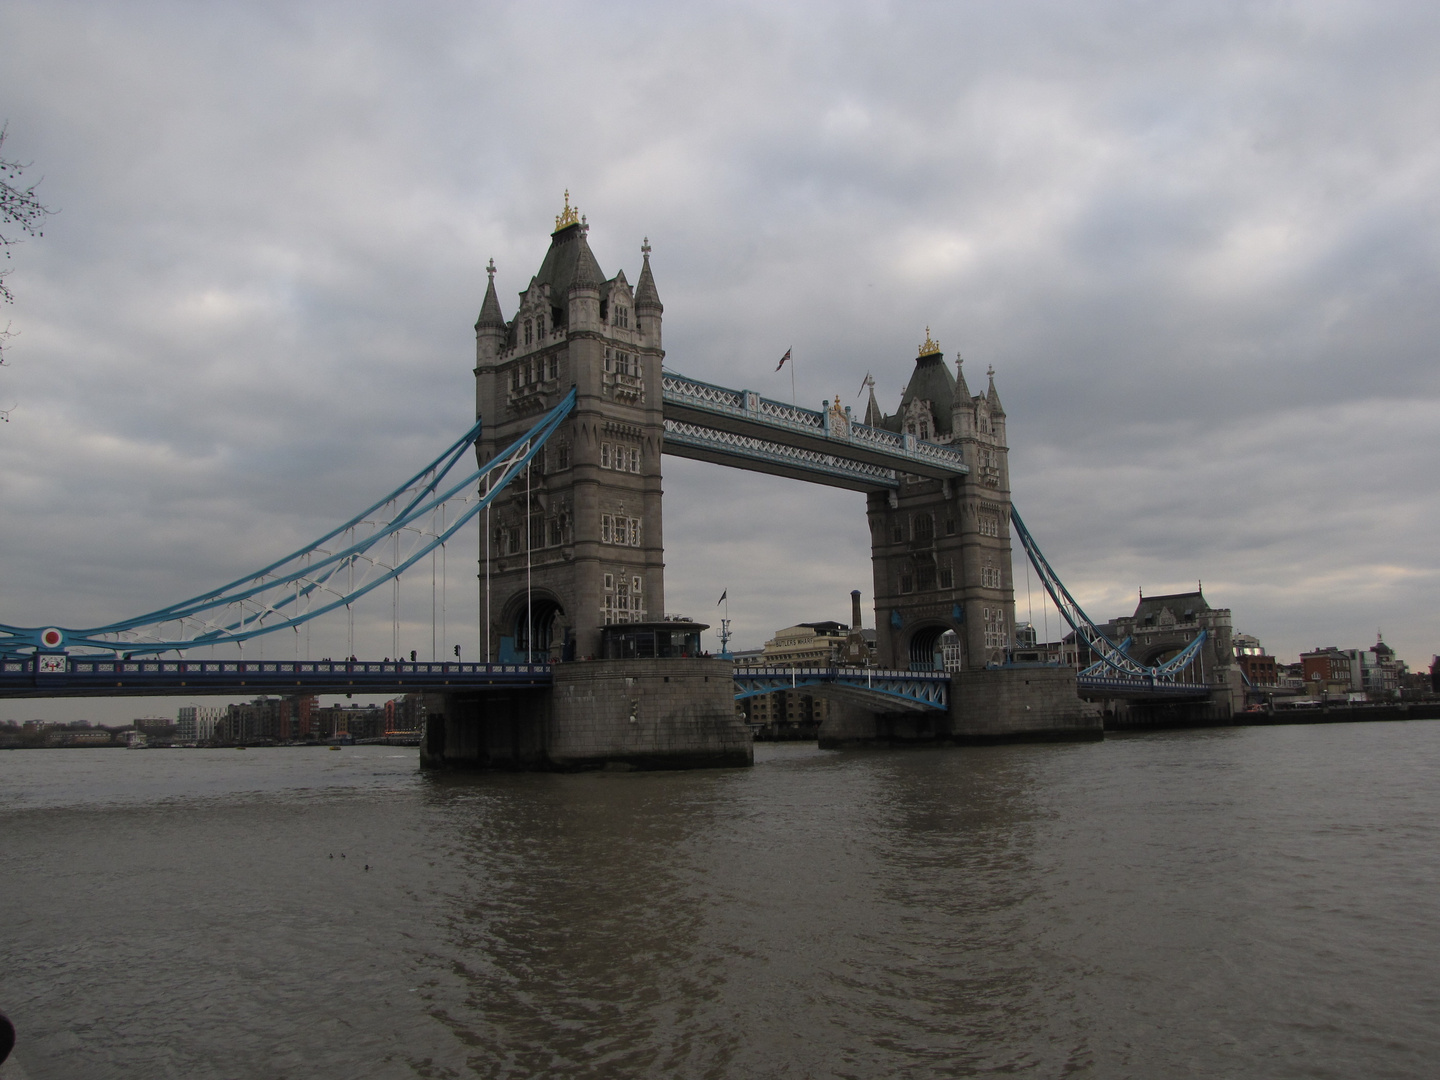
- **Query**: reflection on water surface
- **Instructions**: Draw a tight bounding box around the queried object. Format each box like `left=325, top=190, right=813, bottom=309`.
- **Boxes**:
left=3, top=726, right=1439, bottom=1078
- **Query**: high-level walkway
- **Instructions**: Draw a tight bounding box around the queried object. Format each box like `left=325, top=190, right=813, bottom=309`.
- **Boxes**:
left=661, top=371, right=968, bottom=490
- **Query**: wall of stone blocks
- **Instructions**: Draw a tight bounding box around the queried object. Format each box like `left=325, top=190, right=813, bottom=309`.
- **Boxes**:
left=815, top=700, right=881, bottom=748
left=548, top=658, right=752, bottom=769
left=951, top=666, right=1103, bottom=743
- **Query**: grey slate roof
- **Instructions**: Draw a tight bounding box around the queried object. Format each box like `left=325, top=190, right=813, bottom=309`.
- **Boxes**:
left=531, top=223, right=607, bottom=322
left=1129, top=591, right=1209, bottom=622
left=897, top=353, right=958, bottom=435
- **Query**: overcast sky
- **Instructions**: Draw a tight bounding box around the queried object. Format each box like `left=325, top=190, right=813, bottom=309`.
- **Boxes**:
left=3, top=1, right=1439, bottom=722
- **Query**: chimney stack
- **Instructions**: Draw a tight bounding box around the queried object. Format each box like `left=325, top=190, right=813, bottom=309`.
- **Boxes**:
left=851, top=590, right=863, bottom=632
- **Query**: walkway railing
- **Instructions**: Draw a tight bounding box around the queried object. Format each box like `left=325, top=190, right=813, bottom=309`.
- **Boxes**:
left=662, top=370, right=968, bottom=486
left=0, top=656, right=553, bottom=696
left=732, top=665, right=950, bottom=710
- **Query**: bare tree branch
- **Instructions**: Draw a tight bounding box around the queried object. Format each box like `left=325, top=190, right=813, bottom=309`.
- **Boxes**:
left=1, top=123, right=52, bottom=306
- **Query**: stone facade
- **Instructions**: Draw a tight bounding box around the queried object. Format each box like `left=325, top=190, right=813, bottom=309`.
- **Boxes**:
left=421, top=659, right=752, bottom=771
left=1082, top=589, right=1244, bottom=715
left=863, top=333, right=1018, bottom=671
left=950, top=667, right=1102, bottom=742
left=473, top=196, right=666, bottom=663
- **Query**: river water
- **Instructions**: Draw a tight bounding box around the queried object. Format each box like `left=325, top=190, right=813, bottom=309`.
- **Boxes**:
left=2, top=724, right=1438, bottom=1079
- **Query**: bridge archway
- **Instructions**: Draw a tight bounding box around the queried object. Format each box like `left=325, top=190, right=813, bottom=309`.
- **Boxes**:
left=907, top=624, right=960, bottom=672
left=501, top=591, right=567, bottom=663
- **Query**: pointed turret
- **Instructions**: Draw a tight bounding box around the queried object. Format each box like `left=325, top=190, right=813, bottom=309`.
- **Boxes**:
left=986, top=365, right=1005, bottom=416
left=861, top=374, right=883, bottom=427
left=635, top=237, right=663, bottom=348
left=570, top=219, right=603, bottom=290
left=475, top=257, right=507, bottom=368
left=635, top=237, right=662, bottom=311
left=954, top=352, right=971, bottom=402
left=475, top=258, right=506, bottom=331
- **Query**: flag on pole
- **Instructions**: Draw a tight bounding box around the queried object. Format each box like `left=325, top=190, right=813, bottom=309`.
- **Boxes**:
left=775, top=348, right=791, bottom=372
left=717, top=589, right=728, bottom=605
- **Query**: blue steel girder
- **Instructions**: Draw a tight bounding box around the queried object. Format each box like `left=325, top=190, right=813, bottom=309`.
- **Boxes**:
left=663, top=420, right=900, bottom=492
left=1077, top=675, right=1215, bottom=699
left=661, top=371, right=967, bottom=490
left=733, top=666, right=949, bottom=712
left=0, top=389, right=578, bottom=659
left=1078, top=630, right=1208, bottom=680
left=1010, top=506, right=1208, bottom=684
left=0, top=656, right=553, bottom=698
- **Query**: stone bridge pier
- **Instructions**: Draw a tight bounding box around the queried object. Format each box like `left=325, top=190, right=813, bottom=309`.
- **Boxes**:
left=818, top=666, right=1102, bottom=747
left=421, top=658, right=752, bottom=771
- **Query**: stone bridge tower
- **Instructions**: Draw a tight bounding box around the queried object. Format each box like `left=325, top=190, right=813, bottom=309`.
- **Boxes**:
left=864, top=331, right=1018, bottom=671
left=473, top=195, right=666, bottom=662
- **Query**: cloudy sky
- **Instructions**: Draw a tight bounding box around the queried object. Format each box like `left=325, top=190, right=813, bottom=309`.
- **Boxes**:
left=3, top=1, right=1439, bottom=721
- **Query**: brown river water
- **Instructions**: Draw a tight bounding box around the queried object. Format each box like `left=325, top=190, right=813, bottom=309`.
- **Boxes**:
left=2, top=724, right=1438, bottom=1079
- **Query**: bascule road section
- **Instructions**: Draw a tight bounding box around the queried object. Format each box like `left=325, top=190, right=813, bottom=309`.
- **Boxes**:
left=2, top=196, right=1241, bottom=765
left=0, top=658, right=551, bottom=699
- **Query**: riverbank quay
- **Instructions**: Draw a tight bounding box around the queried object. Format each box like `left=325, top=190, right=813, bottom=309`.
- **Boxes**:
left=1106, top=699, right=1440, bottom=732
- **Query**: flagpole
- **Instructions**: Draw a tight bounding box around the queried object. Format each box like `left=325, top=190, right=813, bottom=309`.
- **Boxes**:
left=790, top=352, right=796, bottom=405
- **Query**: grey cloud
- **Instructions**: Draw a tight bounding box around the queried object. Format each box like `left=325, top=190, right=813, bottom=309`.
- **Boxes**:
left=3, top=0, right=1439, bottom=722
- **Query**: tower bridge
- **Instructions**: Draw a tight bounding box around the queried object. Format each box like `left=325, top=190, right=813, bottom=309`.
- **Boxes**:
left=0, top=195, right=1241, bottom=763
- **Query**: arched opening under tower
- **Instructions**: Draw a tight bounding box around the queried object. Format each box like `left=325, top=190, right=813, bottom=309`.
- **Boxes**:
left=504, top=595, right=567, bottom=663
left=907, top=625, right=958, bottom=672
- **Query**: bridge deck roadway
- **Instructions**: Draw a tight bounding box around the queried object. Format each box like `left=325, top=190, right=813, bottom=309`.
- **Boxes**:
left=1077, top=676, right=1216, bottom=700
left=0, top=658, right=553, bottom=698
left=734, top=666, right=950, bottom=711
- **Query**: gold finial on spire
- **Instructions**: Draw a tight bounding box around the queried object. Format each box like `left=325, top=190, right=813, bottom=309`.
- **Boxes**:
left=554, top=190, right=581, bottom=232
left=919, top=326, right=941, bottom=357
